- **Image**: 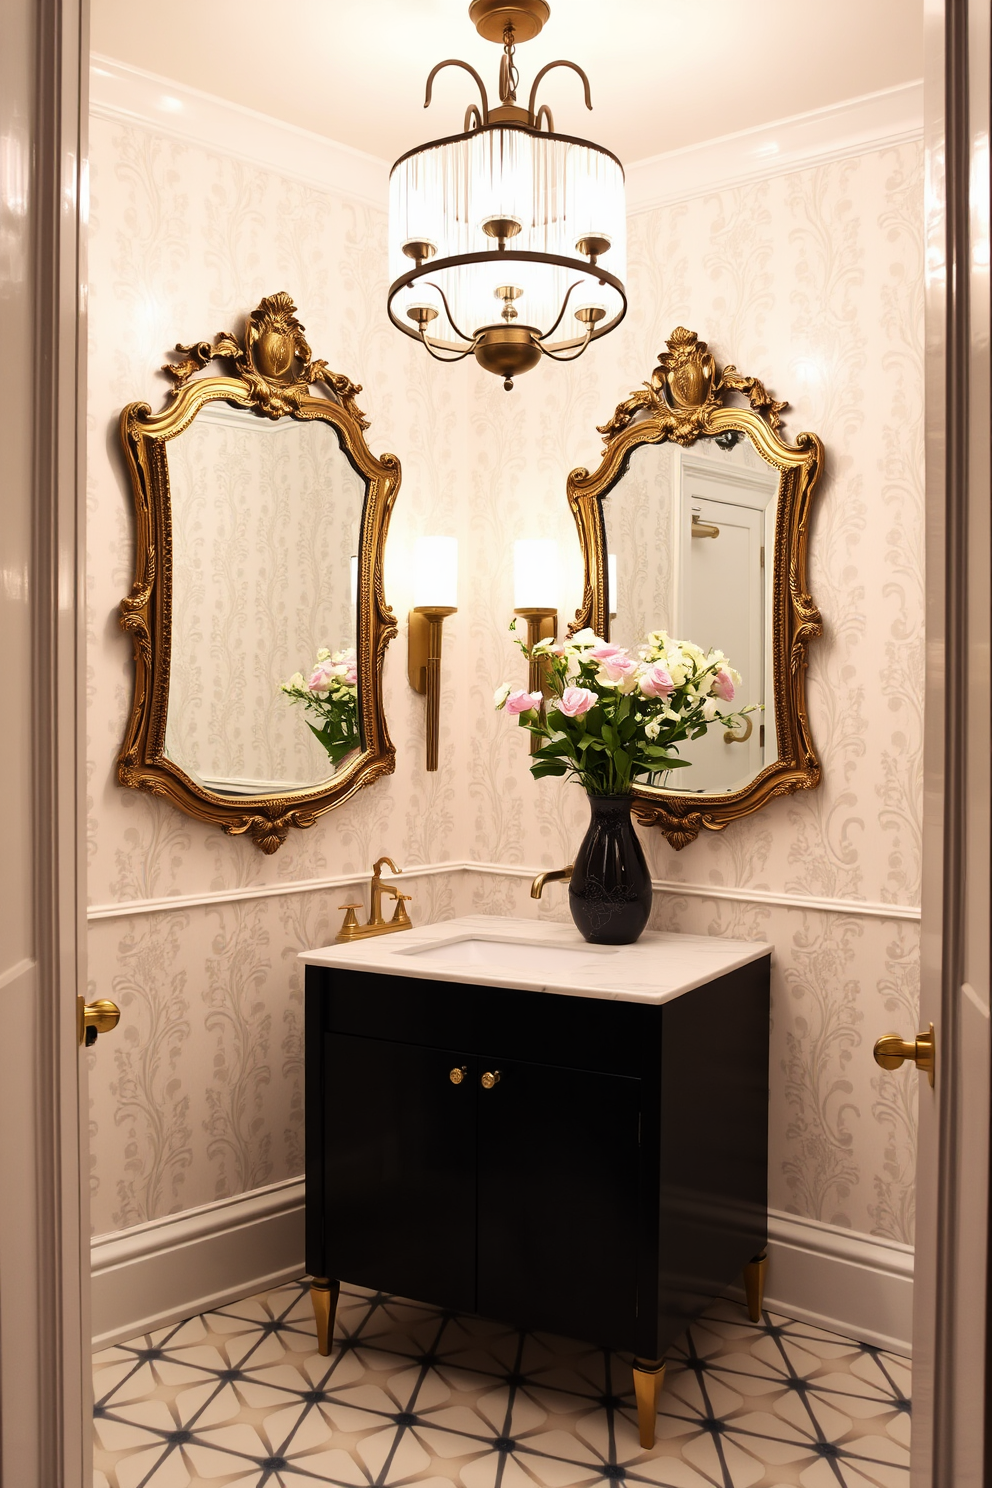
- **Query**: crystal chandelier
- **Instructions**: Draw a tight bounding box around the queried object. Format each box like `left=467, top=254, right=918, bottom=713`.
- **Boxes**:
left=387, top=0, right=627, bottom=391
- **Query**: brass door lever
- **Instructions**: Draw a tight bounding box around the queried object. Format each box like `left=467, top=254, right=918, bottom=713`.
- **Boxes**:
left=873, top=1022, right=935, bottom=1088
left=77, top=996, right=121, bottom=1048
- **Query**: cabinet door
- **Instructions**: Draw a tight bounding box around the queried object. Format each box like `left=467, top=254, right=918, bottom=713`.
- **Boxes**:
left=476, top=1056, right=642, bottom=1350
left=321, top=1033, right=477, bottom=1314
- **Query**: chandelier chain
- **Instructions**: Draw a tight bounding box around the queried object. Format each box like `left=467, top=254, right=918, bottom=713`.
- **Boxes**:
left=499, top=24, right=520, bottom=104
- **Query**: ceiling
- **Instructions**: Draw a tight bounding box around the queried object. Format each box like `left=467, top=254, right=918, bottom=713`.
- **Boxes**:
left=91, top=0, right=924, bottom=166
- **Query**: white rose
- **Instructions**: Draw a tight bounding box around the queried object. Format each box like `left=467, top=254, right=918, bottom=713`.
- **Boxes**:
left=316, top=648, right=331, bottom=663
left=702, top=697, right=719, bottom=722
left=645, top=719, right=661, bottom=740
left=668, top=664, right=687, bottom=686
left=494, top=683, right=512, bottom=710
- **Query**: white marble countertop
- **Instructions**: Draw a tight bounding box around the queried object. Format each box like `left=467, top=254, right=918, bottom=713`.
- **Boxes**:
left=299, top=914, right=771, bottom=1006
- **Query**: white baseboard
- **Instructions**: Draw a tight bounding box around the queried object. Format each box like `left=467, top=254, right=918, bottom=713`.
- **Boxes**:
left=90, top=1184, right=914, bottom=1359
left=758, top=1210, right=914, bottom=1357
left=90, top=1177, right=305, bottom=1350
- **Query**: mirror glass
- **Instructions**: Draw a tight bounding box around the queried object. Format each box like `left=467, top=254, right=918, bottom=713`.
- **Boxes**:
left=164, top=402, right=366, bottom=796
left=603, top=431, right=779, bottom=795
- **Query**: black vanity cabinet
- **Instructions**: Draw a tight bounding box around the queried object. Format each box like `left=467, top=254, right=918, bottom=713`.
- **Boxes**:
left=304, top=950, right=771, bottom=1422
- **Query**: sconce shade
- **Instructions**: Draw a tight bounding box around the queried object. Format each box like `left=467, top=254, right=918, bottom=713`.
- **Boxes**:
left=413, top=536, right=459, bottom=608
left=514, top=538, right=559, bottom=610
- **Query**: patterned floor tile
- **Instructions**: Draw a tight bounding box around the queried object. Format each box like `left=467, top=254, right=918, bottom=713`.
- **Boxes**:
left=94, top=1281, right=910, bottom=1487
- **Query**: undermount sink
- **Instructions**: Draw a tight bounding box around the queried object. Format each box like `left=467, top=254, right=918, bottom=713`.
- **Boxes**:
left=395, top=936, right=618, bottom=972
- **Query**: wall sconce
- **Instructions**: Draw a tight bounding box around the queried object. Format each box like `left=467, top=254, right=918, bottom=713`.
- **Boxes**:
left=408, top=536, right=458, bottom=772
left=513, top=539, right=559, bottom=755
left=608, top=552, right=618, bottom=622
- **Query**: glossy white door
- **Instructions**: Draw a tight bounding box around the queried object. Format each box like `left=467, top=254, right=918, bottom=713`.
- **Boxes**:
left=911, top=2, right=991, bottom=1483
left=0, top=0, right=90, bottom=1482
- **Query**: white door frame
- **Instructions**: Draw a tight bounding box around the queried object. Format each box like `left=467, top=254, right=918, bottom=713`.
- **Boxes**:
left=912, top=1, right=991, bottom=1483
left=0, top=0, right=90, bottom=1482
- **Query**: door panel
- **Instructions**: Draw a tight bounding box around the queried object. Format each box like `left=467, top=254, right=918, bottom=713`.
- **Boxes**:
left=476, top=1056, right=641, bottom=1350
left=678, top=491, right=766, bottom=790
left=321, top=1034, right=477, bottom=1313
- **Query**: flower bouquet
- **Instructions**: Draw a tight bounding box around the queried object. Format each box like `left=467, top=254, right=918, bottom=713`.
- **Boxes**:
left=495, top=625, right=756, bottom=943
left=281, top=647, right=361, bottom=767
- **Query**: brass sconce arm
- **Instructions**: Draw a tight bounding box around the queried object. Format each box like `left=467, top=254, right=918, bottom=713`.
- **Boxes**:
left=514, top=606, right=557, bottom=756
left=408, top=606, right=457, bottom=771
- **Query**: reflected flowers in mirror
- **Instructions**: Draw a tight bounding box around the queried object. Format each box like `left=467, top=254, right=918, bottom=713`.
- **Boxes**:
left=281, top=647, right=360, bottom=768
left=496, top=625, right=758, bottom=794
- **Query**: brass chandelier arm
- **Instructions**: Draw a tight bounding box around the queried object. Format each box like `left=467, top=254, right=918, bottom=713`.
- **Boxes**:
left=537, top=279, right=586, bottom=344
left=534, top=104, right=554, bottom=131
left=425, top=59, right=490, bottom=122
left=417, top=332, right=478, bottom=364
left=527, top=59, right=593, bottom=120
left=538, top=327, right=594, bottom=362
left=420, top=279, right=480, bottom=347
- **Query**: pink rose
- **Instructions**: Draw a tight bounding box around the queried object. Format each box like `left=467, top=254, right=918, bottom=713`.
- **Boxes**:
left=557, top=686, right=598, bottom=718
left=344, top=663, right=358, bottom=686
left=308, top=663, right=334, bottom=694
left=589, top=644, right=626, bottom=661
left=597, top=653, right=637, bottom=684
left=712, top=667, right=736, bottom=702
left=638, top=662, right=674, bottom=699
left=505, top=689, right=544, bottom=715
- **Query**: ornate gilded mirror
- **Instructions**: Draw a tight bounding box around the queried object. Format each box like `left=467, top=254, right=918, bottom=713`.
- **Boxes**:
left=569, top=327, right=822, bottom=848
left=118, top=293, right=399, bottom=853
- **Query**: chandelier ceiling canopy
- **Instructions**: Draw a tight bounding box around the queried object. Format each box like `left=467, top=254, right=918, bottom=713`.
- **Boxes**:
left=387, top=0, right=627, bottom=390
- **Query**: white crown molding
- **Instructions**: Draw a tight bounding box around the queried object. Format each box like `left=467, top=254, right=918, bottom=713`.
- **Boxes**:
left=625, top=82, right=924, bottom=216
left=86, top=859, right=920, bottom=923
left=90, top=57, right=922, bottom=222
left=89, top=54, right=389, bottom=209
left=89, top=1179, right=912, bottom=1356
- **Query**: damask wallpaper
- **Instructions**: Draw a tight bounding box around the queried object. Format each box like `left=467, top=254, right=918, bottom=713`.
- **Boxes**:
left=86, top=102, right=923, bottom=1259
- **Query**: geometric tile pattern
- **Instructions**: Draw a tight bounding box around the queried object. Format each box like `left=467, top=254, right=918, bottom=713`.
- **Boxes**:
left=93, top=1281, right=910, bottom=1488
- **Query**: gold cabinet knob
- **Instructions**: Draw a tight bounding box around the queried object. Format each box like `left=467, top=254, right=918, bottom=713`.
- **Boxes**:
left=873, top=1022, right=935, bottom=1088
left=449, top=1066, right=467, bottom=1085
left=77, top=996, right=121, bottom=1048
left=481, top=1070, right=500, bottom=1090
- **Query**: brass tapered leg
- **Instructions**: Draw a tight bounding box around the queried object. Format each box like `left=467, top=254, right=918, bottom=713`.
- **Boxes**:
left=742, top=1252, right=768, bottom=1323
left=310, top=1276, right=340, bottom=1357
left=632, top=1358, right=666, bottom=1450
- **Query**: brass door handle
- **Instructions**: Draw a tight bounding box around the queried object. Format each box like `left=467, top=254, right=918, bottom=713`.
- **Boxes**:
left=873, top=1022, right=935, bottom=1088
left=723, top=715, right=754, bottom=745
left=77, top=996, right=121, bottom=1048
left=449, top=1066, right=467, bottom=1085
left=481, top=1070, right=500, bottom=1090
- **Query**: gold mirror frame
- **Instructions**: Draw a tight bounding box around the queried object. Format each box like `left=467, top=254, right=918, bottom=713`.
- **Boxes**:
left=118, top=292, right=400, bottom=854
left=567, top=327, right=823, bottom=850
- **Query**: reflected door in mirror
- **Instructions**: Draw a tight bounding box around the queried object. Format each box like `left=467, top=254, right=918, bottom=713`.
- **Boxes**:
left=676, top=452, right=778, bottom=792
left=604, top=437, right=777, bottom=795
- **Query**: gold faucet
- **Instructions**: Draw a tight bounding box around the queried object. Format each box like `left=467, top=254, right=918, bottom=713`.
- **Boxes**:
left=335, top=857, right=415, bottom=942
left=531, top=864, right=573, bottom=899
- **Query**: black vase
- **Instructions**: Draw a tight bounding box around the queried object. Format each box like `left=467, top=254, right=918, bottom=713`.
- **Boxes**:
left=568, top=794, right=653, bottom=945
